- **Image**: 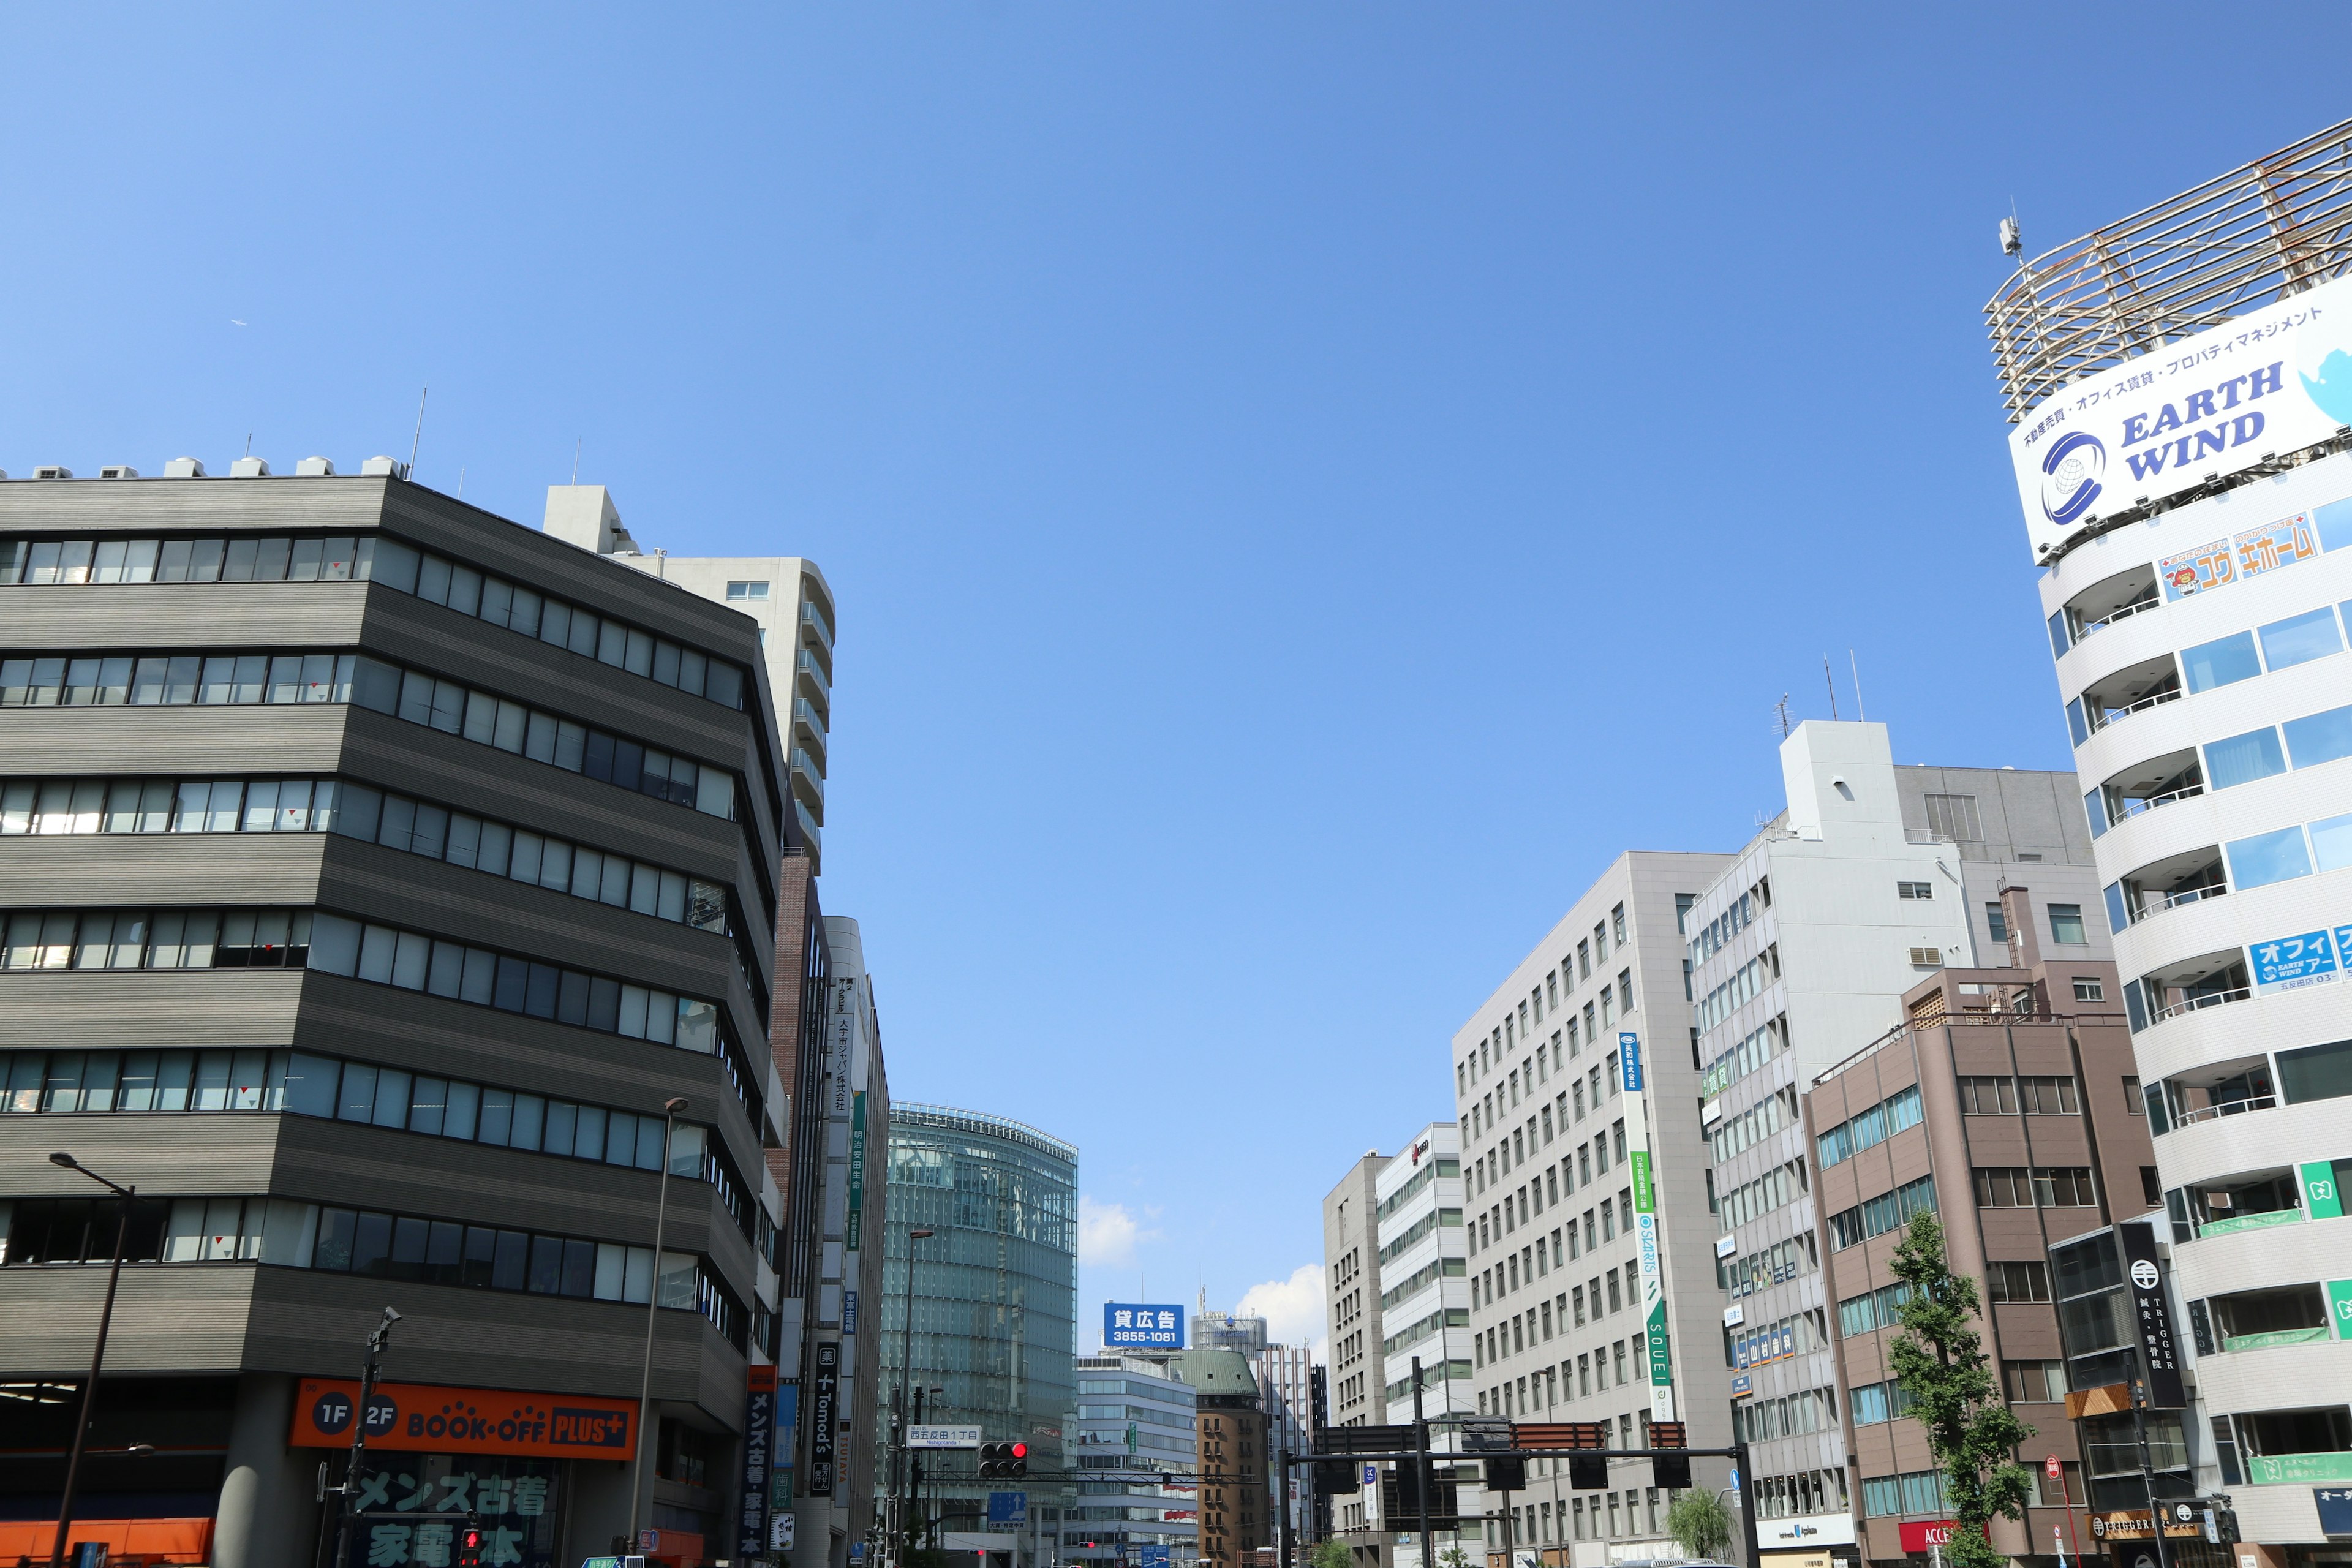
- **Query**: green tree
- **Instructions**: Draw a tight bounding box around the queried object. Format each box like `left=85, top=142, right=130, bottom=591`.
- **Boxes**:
left=1313, top=1538, right=1354, bottom=1568
left=1438, top=1547, right=1475, bottom=1568
left=1667, top=1489, right=1733, bottom=1561
left=1888, top=1211, right=2035, bottom=1568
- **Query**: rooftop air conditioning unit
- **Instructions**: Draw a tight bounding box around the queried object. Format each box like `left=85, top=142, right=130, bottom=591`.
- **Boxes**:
left=162, top=458, right=206, bottom=478
left=229, top=456, right=271, bottom=478
left=33, top=466, right=73, bottom=480
left=99, top=466, right=140, bottom=479
left=359, top=455, right=406, bottom=478
left=1907, top=946, right=1943, bottom=968
left=295, top=456, right=336, bottom=477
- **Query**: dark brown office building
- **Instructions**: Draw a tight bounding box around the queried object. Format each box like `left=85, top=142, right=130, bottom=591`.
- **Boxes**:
left=0, top=462, right=818, bottom=1568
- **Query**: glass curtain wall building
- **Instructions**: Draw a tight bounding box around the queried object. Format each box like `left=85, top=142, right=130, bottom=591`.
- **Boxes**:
left=876, top=1104, right=1077, bottom=1567
left=1989, top=116, right=2352, bottom=1558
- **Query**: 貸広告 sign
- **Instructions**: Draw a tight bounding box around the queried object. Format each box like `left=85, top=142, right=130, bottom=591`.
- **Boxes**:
left=1104, top=1302, right=1184, bottom=1349
left=2008, top=268, right=2352, bottom=560
left=289, top=1378, right=633, bottom=1458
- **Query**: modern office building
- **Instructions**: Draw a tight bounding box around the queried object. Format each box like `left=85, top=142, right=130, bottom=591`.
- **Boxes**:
left=876, top=1104, right=1078, bottom=1568
left=1253, top=1341, right=1315, bottom=1545
left=1686, top=724, right=2108, bottom=1558
left=788, top=915, right=891, bottom=1568
left=1802, top=930, right=2150, bottom=1568
left=1449, top=850, right=1736, bottom=1567
left=1988, top=117, right=2352, bottom=1559
left=1068, top=1353, right=1200, bottom=1568
left=542, top=486, right=836, bottom=873
left=1324, top=1152, right=1390, bottom=1438
left=1371, top=1123, right=1479, bottom=1568
left=0, top=462, right=802, bottom=1568
left=1170, top=1348, right=1267, bottom=1568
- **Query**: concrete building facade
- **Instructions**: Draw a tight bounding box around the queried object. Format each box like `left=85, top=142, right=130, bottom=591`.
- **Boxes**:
left=1068, top=1353, right=1199, bottom=1568
left=1171, top=1349, right=1267, bottom=1568
left=1449, top=850, right=1736, bottom=1567
left=0, top=464, right=804, bottom=1568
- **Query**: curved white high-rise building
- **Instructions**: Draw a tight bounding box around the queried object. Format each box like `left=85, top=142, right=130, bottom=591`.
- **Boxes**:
left=1991, top=118, right=2352, bottom=1561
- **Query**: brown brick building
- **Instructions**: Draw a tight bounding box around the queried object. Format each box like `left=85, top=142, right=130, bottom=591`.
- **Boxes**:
left=1175, top=1349, right=1268, bottom=1568
left=1804, top=894, right=2154, bottom=1568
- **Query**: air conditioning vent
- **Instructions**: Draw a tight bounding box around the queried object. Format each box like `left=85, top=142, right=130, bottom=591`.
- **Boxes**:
left=33, top=466, right=73, bottom=480
left=230, top=456, right=271, bottom=478
left=1907, top=946, right=1943, bottom=968
left=163, top=457, right=206, bottom=478
left=99, top=465, right=140, bottom=480
left=295, top=456, right=335, bottom=477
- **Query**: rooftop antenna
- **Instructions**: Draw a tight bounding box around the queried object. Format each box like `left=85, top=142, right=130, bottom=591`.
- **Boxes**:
left=408, top=386, right=429, bottom=480
left=1823, top=655, right=1839, bottom=721
left=456, top=466, right=466, bottom=500
left=571, top=437, right=581, bottom=486
left=1849, top=648, right=1867, bottom=722
left=244, top=432, right=253, bottom=458
left=1773, top=693, right=1792, bottom=739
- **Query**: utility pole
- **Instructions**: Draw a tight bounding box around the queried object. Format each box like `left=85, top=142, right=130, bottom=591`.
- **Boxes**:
left=1410, top=1358, right=1433, bottom=1568
left=1733, top=1441, right=1760, bottom=1568
left=329, top=1308, right=404, bottom=1568
left=1278, top=1449, right=1294, bottom=1568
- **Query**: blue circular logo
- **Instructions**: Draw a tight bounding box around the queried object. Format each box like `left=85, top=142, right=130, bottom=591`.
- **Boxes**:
left=2041, top=431, right=2105, bottom=527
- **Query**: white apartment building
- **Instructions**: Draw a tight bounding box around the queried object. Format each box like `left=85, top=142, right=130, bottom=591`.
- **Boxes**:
left=1988, top=119, right=2352, bottom=1557
left=1449, top=852, right=1736, bottom=1567
left=1325, top=1152, right=1391, bottom=1436
left=1069, top=1354, right=1200, bottom=1568
left=543, top=484, right=837, bottom=870
left=1683, top=722, right=2106, bottom=1554
left=1371, top=1123, right=1476, bottom=1568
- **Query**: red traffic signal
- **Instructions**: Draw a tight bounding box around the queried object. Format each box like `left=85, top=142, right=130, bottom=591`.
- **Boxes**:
left=1010, top=1442, right=1028, bottom=1461
left=458, top=1525, right=485, bottom=1568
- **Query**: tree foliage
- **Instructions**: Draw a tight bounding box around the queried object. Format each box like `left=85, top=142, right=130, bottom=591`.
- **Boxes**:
left=1667, top=1488, right=1733, bottom=1561
left=1311, top=1537, right=1354, bottom=1568
left=1888, top=1211, right=2035, bottom=1568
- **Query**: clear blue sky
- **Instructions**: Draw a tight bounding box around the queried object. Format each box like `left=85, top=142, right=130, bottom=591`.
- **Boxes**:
left=6, top=4, right=2346, bottom=1351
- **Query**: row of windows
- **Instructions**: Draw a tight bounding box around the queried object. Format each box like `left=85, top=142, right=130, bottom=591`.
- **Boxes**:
left=1714, top=1157, right=1807, bottom=1232
left=0, top=774, right=731, bottom=937
left=1711, top=1085, right=1798, bottom=1164
left=1687, top=880, right=1768, bottom=968
left=1958, top=1073, right=2081, bottom=1115
left=1720, top=1233, right=1815, bottom=1298
left=0, top=650, right=739, bottom=823
left=1973, top=1166, right=2099, bottom=1208
left=1733, top=1386, right=1834, bottom=1443
left=1380, top=1254, right=1466, bottom=1313
left=1724, top=1307, right=1828, bottom=1370
left=1382, top=1305, right=1468, bottom=1357
left=0, top=1046, right=740, bottom=1230
left=1700, top=1016, right=1785, bottom=1101
left=2067, top=598, right=2352, bottom=744
left=1375, top=1205, right=1462, bottom=1267
left=1826, top=1175, right=1937, bottom=1250
left=1838, top=1262, right=2051, bottom=1336
left=1376, top=1156, right=1460, bottom=1221
left=0, top=1193, right=739, bottom=1346
left=2091, top=697, right=2352, bottom=834
left=0, top=906, right=751, bottom=1105
left=1847, top=1377, right=1918, bottom=1427
left=0, top=532, right=750, bottom=709
left=1816, top=1085, right=1922, bottom=1168
left=1860, top=1471, right=1951, bottom=1519
left=1695, top=946, right=1778, bottom=1034
left=1459, top=905, right=1626, bottom=1088
left=2204, top=809, right=2352, bottom=896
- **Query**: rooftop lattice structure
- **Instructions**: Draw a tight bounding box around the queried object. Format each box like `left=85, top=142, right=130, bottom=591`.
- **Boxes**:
left=1987, top=118, right=2352, bottom=423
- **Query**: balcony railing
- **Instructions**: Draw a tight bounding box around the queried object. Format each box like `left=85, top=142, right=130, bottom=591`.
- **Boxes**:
left=2127, top=884, right=2228, bottom=927
left=2086, top=687, right=2183, bottom=735
left=2113, top=783, right=2205, bottom=823
left=2075, top=597, right=2161, bottom=639
left=2171, top=1092, right=2276, bottom=1127
left=2151, top=986, right=2252, bottom=1023
left=795, top=649, right=831, bottom=709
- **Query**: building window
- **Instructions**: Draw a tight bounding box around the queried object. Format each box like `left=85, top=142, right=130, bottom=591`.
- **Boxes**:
left=2073, top=976, right=2105, bottom=1001
left=1897, top=881, right=1932, bottom=900
left=1985, top=902, right=2008, bottom=942
left=2048, top=904, right=2087, bottom=944
left=1985, top=1261, right=2051, bottom=1303
left=725, top=581, right=771, bottom=601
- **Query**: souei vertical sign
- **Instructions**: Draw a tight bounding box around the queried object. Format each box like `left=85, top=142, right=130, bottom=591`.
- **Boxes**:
left=1621, top=1031, right=1675, bottom=1421
left=808, top=1343, right=839, bottom=1496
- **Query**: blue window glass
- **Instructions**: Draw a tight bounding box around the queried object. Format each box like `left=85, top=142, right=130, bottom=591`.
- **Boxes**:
left=2285, top=705, right=2352, bottom=769
left=2312, top=812, right=2352, bottom=872
left=2048, top=611, right=2072, bottom=660
left=2182, top=631, right=2262, bottom=693
left=2318, top=497, right=2352, bottom=554
left=2224, top=827, right=2314, bottom=889
left=2206, top=727, right=2288, bottom=788
left=2067, top=698, right=2089, bottom=747
left=2258, top=606, right=2345, bottom=671
left=2085, top=787, right=2109, bottom=839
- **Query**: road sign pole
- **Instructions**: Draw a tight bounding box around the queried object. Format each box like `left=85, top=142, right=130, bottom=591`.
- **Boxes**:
left=1734, top=1441, right=1759, bottom=1568
left=1411, top=1358, right=1433, bottom=1568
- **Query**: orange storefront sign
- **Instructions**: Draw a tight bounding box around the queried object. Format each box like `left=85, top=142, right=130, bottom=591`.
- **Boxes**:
left=290, top=1378, right=635, bottom=1458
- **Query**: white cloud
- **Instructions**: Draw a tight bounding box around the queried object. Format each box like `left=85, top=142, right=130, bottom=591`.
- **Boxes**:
left=1079, top=1196, right=1154, bottom=1267
left=1238, top=1264, right=1329, bottom=1362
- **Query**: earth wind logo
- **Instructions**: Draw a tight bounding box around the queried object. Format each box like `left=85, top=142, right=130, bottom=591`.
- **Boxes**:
left=2041, top=431, right=2105, bottom=527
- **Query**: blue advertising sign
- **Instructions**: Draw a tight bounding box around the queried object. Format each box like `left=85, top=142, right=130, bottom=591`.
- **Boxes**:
left=988, top=1491, right=1028, bottom=1526
left=2315, top=1487, right=2352, bottom=1537
left=1104, top=1303, right=1185, bottom=1348
left=1619, top=1032, right=1643, bottom=1093
left=2249, top=928, right=2341, bottom=994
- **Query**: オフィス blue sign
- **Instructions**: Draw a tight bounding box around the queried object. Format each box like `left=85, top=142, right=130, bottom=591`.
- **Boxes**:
left=1104, top=1303, right=1184, bottom=1348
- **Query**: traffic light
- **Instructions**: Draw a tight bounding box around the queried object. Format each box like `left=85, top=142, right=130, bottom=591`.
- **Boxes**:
left=1009, top=1441, right=1028, bottom=1479
left=457, top=1518, right=485, bottom=1568
left=1649, top=1422, right=1690, bottom=1490
left=979, top=1441, right=1030, bottom=1479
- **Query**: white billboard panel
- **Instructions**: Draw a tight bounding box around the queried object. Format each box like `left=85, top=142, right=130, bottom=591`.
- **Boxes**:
left=2007, top=270, right=2352, bottom=559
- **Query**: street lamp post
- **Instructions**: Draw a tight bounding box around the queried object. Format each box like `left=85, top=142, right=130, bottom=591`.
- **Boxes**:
left=46, top=1153, right=140, bottom=1568
left=328, top=1308, right=404, bottom=1568
left=628, top=1096, right=692, bottom=1555
left=893, top=1226, right=937, bottom=1567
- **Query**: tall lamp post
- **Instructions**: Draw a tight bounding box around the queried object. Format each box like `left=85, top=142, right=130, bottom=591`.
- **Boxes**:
left=47, top=1152, right=138, bottom=1568
left=893, top=1226, right=937, bottom=1566
left=628, top=1096, right=692, bottom=1555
